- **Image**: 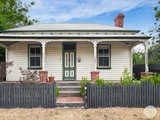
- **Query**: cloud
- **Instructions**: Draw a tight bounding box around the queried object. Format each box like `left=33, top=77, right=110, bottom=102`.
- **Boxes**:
left=23, top=0, right=156, bottom=22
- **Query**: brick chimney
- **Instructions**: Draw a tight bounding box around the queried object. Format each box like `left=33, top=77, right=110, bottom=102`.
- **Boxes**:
left=115, top=14, right=125, bottom=28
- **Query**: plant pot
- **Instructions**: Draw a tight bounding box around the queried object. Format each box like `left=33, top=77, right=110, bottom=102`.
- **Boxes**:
left=39, top=71, right=48, bottom=82
left=48, top=76, right=55, bottom=82
left=91, top=71, right=100, bottom=82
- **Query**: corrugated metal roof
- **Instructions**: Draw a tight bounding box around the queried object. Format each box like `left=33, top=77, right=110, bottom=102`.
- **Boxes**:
left=5, top=23, right=138, bottom=32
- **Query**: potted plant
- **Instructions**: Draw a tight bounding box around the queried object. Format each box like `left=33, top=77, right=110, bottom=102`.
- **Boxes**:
left=48, top=73, right=55, bottom=82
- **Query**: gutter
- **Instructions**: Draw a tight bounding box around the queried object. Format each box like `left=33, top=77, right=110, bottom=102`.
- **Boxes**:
left=0, top=34, right=151, bottom=39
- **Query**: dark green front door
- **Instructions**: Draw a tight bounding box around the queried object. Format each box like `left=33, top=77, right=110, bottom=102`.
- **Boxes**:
left=63, top=43, right=76, bottom=80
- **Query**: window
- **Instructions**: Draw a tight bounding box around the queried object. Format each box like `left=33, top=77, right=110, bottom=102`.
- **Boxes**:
left=97, top=45, right=111, bottom=68
left=28, top=45, right=42, bottom=68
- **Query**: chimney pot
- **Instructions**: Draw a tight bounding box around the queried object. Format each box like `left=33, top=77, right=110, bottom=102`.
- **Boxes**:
left=115, top=14, right=125, bottom=28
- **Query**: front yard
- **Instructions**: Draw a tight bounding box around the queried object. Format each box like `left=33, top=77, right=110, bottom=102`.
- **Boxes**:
left=0, top=108, right=160, bottom=120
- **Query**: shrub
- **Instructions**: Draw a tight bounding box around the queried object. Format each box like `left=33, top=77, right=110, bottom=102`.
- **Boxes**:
left=132, top=80, right=141, bottom=85
left=19, top=67, right=39, bottom=81
left=120, top=68, right=134, bottom=86
left=56, top=86, right=60, bottom=97
left=0, top=62, right=13, bottom=81
left=140, top=74, right=160, bottom=85
left=80, top=77, right=91, bottom=97
left=105, top=81, right=114, bottom=86
left=96, top=78, right=105, bottom=86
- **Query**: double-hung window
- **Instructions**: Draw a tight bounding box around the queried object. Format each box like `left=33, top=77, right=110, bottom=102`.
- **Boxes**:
left=97, top=45, right=111, bottom=68
left=28, top=45, right=42, bottom=69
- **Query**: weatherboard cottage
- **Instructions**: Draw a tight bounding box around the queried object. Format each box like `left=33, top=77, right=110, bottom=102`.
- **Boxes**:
left=0, top=14, right=150, bottom=82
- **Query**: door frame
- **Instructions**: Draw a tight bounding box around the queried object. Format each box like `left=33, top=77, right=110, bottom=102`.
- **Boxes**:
left=62, top=42, right=76, bottom=81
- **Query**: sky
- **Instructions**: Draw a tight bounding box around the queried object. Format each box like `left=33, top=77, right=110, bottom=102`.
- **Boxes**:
left=23, top=0, right=157, bottom=33
left=22, top=0, right=158, bottom=51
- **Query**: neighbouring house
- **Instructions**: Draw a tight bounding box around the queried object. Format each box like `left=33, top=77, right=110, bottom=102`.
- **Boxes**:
left=0, top=14, right=151, bottom=82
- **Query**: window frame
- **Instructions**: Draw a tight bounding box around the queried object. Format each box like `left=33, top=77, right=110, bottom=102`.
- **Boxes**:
left=97, top=44, right=111, bottom=69
left=28, top=44, right=42, bottom=69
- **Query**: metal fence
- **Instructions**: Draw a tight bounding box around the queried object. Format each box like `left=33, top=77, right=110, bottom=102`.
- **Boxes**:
left=85, top=82, right=160, bottom=108
left=0, top=82, right=56, bottom=108
left=133, top=64, right=160, bottom=80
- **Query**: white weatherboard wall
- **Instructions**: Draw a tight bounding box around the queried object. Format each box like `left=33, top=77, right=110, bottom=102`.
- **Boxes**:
left=7, top=41, right=35, bottom=81
left=6, top=41, right=63, bottom=81
left=99, top=41, right=130, bottom=81
left=76, top=41, right=130, bottom=81
left=45, top=42, right=62, bottom=80
left=6, top=41, right=130, bottom=81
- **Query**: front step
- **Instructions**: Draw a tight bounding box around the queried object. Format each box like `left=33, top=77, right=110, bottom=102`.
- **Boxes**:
left=59, top=86, right=81, bottom=91
left=57, top=81, right=81, bottom=86
left=57, top=81, right=81, bottom=97
left=59, top=91, right=80, bottom=97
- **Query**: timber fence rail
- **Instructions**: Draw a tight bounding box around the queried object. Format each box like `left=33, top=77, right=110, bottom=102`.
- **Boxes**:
left=85, top=81, right=160, bottom=108
left=0, top=82, right=56, bottom=108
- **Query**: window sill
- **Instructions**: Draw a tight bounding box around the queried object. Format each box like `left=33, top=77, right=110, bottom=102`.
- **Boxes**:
left=28, top=67, right=42, bottom=70
left=97, top=67, right=112, bottom=70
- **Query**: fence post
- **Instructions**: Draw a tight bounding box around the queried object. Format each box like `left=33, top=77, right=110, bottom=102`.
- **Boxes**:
left=84, top=82, right=87, bottom=109
left=54, top=82, right=56, bottom=108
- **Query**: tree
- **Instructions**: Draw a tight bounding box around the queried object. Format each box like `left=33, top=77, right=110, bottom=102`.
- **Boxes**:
left=0, top=47, right=5, bottom=62
left=149, top=1, right=160, bottom=43
left=148, top=44, right=160, bottom=64
left=133, top=51, right=144, bottom=64
left=144, top=1, right=160, bottom=64
left=0, top=0, right=37, bottom=31
left=0, top=0, right=37, bottom=62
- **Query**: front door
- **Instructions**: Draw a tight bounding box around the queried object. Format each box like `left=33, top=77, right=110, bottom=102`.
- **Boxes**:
left=63, top=43, right=76, bottom=80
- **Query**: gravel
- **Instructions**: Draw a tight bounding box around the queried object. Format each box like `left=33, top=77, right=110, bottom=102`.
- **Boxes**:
left=0, top=107, right=159, bottom=120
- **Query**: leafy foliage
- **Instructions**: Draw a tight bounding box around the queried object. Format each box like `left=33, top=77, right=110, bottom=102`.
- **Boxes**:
left=133, top=51, right=144, bottom=64
left=120, top=68, right=134, bottom=86
left=120, top=68, right=160, bottom=86
left=105, top=81, right=114, bottom=86
left=133, top=44, right=160, bottom=64
left=132, top=80, right=141, bottom=85
left=0, top=61, right=13, bottom=81
left=80, top=77, right=91, bottom=97
left=0, top=0, right=37, bottom=62
left=0, top=0, right=37, bottom=32
left=148, top=44, right=160, bottom=64
left=149, top=1, right=160, bottom=43
left=0, top=47, right=5, bottom=62
left=19, top=67, right=39, bottom=81
left=140, top=74, right=160, bottom=85
left=56, top=86, right=60, bottom=97
left=95, top=78, right=105, bottom=86
left=154, top=1, right=160, bottom=21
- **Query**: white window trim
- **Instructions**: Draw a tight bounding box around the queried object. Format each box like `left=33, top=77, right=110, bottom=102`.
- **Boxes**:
left=29, top=45, right=42, bottom=69
left=97, top=44, right=111, bottom=68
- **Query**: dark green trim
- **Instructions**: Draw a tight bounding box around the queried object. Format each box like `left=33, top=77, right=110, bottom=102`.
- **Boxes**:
left=2, top=29, right=140, bottom=33
left=97, top=67, right=112, bottom=69
left=97, top=44, right=111, bottom=69
left=28, top=67, right=42, bottom=70
left=62, top=42, right=76, bottom=81
left=28, top=44, right=42, bottom=69
left=0, top=36, right=151, bottom=39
